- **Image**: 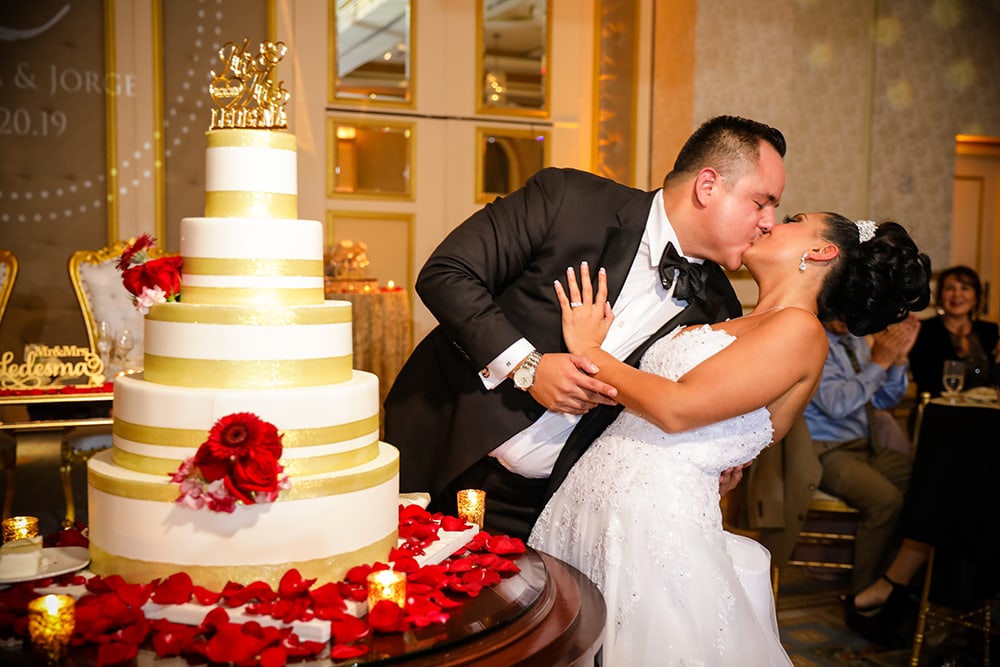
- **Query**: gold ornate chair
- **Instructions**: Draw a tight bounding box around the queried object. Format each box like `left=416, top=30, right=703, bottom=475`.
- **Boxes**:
left=741, top=417, right=860, bottom=599
left=0, top=249, right=19, bottom=519
left=61, top=240, right=165, bottom=526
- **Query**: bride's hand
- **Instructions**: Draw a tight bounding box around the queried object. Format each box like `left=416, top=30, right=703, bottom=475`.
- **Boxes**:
left=554, top=262, right=614, bottom=355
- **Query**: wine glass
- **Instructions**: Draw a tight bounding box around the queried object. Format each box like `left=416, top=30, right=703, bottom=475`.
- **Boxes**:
left=96, top=320, right=114, bottom=373
left=942, top=360, right=966, bottom=403
left=116, top=329, right=136, bottom=374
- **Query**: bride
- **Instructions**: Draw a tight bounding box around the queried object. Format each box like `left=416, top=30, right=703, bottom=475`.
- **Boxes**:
left=529, top=212, right=930, bottom=666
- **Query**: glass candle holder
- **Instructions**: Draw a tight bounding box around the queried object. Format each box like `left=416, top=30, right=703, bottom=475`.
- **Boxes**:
left=2, top=515, right=39, bottom=543
left=366, top=569, right=407, bottom=610
left=27, top=594, right=75, bottom=662
left=456, top=488, right=486, bottom=528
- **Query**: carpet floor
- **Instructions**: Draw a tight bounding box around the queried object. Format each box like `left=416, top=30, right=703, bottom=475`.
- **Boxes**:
left=777, top=567, right=996, bottom=666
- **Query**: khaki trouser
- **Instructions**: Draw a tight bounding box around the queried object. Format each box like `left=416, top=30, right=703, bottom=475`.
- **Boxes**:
left=813, top=436, right=911, bottom=591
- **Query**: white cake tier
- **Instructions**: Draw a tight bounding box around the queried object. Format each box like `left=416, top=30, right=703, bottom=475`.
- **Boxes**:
left=87, top=443, right=400, bottom=589
left=180, top=217, right=325, bottom=306
left=142, top=301, right=352, bottom=388
left=205, top=129, right=297, bottom=219
left=112, top=371, right=380, bottom=476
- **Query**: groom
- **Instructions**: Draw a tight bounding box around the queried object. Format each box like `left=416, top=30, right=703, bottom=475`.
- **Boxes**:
left=384, top=115, right=787, bottom=540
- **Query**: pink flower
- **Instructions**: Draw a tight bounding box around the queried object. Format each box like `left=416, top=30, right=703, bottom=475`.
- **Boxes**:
left=134, top=286, right=167, bottom=315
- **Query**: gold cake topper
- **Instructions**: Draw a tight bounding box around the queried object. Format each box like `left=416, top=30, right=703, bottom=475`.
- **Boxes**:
left=209, top=39, right=290, bottom=130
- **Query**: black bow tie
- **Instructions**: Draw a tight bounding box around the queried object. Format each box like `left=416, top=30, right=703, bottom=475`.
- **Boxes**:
left=658, top=242, right=707, bottom=303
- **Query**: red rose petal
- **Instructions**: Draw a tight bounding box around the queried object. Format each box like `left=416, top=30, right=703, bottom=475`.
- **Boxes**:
left=368, top=600, right=409, bottom=633
left=331, top=614, right=370, bottom=644
left=152, top=571, right=194, bottom=604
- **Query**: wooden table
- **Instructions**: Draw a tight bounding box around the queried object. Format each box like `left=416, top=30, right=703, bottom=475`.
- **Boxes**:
left=0, top=550, right=605, bottom=666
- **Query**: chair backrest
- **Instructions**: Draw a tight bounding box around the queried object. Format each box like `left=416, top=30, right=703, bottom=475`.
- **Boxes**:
left=67, top=240, right=165, bottom=371
left=0, top=248, right=17, bottom=325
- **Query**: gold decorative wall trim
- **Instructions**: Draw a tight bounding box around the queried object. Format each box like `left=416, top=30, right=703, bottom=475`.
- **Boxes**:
left=325, top=209, right=415, bottom=294
left=325, top=116, right=415, bottom=200
left=328, top=1, right=416, bottom=109
left=593, top=0, right=639, bottom=185
left=474, top=125, right=549, bottom=203
left=104, top=0, right=118, bottom=243
left=152, top=0, right=165, bottom=243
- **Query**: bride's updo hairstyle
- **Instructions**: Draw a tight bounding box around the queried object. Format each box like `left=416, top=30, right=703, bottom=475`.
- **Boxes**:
left=816, top=213, right=931, bottom=336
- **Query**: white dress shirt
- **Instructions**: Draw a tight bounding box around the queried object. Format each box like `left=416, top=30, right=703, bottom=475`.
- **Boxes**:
left=486, top=190, right=703, bottom=478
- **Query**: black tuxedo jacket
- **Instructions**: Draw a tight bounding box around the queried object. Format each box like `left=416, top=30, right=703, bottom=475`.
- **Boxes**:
left=384, top=168, right=742, bottom=501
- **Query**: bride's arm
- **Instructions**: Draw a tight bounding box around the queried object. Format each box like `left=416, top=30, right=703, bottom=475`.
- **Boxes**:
left=556, top=264, right=827, bottom=433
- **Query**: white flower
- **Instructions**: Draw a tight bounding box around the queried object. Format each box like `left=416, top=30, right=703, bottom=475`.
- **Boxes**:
left=135, top=285, right=167, bottom=314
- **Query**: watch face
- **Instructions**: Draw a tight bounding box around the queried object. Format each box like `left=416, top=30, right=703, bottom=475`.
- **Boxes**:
left=514, top=367, right=532, bottom=389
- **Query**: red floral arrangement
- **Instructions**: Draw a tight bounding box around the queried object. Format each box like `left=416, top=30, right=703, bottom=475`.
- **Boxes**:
left=0, top=508, right=528, bottom=667
left=170, top=413, right=291, bottom=513
left=116, top=233, right=183, bottom=314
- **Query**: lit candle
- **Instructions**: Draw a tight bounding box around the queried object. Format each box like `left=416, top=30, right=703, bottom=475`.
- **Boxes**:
left=2, top=515, right=39, bottom=543
left=366, top=569, right=407, bottom=610
left=456, top=489, right=487, bottom=528
left=27, top=594, right=75, bottom=661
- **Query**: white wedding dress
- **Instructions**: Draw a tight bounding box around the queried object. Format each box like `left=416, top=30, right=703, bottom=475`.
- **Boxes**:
left=529, top=325, right=792, bottom=667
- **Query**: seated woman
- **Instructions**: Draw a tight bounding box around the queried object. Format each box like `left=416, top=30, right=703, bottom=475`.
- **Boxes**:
left=908, top=265, right=1000, bottom=400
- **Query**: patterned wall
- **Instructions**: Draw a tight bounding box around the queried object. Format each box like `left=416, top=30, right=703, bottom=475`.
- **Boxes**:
left=684, top=0, right=1000, bottom=268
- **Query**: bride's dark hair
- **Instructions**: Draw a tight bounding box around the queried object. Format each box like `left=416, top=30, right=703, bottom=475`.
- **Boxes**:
left=816, top=213, right=931, bottom=336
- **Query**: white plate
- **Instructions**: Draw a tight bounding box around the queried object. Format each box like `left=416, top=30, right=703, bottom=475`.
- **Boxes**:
left=0, top=546, right=90, bottom=584
left=963, top=387, right=999, bottom=404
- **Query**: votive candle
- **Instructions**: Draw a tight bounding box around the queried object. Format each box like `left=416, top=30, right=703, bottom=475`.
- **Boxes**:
left=456, top=488, right=487, bottom=528
left=2, top=515, right=39, bottom=543
left=27, top=594, right=75, bottom=661
left=367, top=569, right=407, bottom=610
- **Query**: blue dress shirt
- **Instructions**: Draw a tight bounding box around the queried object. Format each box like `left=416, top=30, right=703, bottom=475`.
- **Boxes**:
left=803, top=329, right=909, bottom=443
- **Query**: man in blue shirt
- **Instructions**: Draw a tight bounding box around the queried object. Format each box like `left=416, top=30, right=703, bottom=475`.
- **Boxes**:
left=804, top=314, right=919, bottom=593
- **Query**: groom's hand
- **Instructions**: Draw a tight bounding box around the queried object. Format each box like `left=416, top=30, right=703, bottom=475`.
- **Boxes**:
left=718, top=463, right=750, bottom=496
left=530, top=352, right=619, bottom=414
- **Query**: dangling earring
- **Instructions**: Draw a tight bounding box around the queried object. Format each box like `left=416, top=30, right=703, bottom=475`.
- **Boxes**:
left=799, top=252, right=808, bottom=272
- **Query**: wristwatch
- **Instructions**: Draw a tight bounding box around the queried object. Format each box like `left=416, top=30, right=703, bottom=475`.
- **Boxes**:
left=512, top=350, right=543, bottom=391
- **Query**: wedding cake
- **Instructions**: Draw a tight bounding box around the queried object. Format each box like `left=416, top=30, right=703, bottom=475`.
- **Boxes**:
left=86, top=40, right=400, bottom=590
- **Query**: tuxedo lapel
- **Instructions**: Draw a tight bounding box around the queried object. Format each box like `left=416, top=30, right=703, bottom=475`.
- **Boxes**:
left=597, top=190, right=656, bottom=303
left=598, top=227, right=642, bottom=303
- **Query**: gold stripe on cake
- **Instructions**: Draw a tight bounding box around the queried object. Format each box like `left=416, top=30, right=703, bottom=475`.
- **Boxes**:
left=110, top=440, right=380, bottom=476
left=207, top=128, right=297, bottom=151
left=113, top=414, right=378, bottom=450
left=147, top=302, right=350, bottom=326
left=88, top=455, right=398, bottom=501
left=183, top=257, right=323, bottom=279
left=181, top=285, right=324, bottom=306
left=206, top=191, right=297, bottom=218
left=88, top=529, right=397, bottom=590
left=142, top=355, right=352, bottom=388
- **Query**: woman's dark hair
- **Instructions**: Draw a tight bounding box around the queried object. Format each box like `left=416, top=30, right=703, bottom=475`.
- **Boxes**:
left=816, top=213, right=932, bottom=336
left=935, top=265, right=982, bottom=318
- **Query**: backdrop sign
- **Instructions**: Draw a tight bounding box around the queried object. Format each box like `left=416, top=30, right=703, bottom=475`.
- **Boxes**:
left=0, top=1, right=120, bottom=354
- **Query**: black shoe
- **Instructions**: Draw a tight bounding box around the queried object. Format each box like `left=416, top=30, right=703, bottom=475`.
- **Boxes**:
left=843, top=575, right=910, bottom=648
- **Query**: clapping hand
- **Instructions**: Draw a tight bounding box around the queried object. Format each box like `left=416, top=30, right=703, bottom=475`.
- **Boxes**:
left=553, top=261, right=614, bottom=356
left=871, top=313, right=920, bottom=367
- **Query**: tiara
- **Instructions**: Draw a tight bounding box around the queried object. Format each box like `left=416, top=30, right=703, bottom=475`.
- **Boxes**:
left=855, top=219, right=877, bottom=243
